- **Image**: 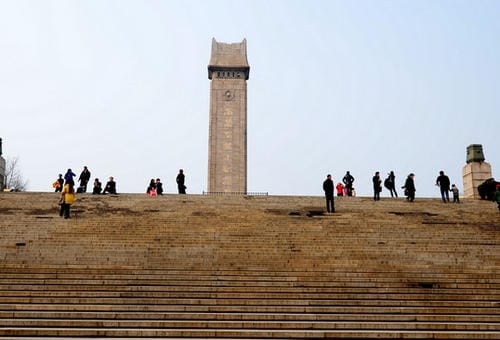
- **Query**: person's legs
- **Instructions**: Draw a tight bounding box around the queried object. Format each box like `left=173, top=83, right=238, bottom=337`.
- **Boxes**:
left=64, top=204, right=71, bottom=219
left=409, top=191, right=415, bottom=202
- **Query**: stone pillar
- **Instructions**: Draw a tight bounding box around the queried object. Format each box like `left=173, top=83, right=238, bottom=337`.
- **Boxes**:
left=0, top=158, right=5, bottom=190
left=207, top=38, right=250, bottom=194
left=0, top=138, right=5, bottom=190
left=462, top=144, right=492, bottom=199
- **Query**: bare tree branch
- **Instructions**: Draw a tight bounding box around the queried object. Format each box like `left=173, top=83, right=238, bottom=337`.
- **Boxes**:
left=5, top=156, right=29, bottom=191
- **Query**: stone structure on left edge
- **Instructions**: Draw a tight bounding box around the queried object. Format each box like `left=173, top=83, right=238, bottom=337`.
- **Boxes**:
left=0, top=138, right=6, bottom=190
left=207, top=38, right=250, bottom=194
left=462, top=144, right=492, bottom=199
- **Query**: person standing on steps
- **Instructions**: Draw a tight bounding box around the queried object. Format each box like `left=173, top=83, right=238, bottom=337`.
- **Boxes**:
left=323, top=174, right=335, bottom=213
left=402, top=173, right=416, bottom=202
left=342, top=171, right=355, bottom=197
left=64, top=168, right=76, bottom=184
left=176, top=169, right=186, bottom=194
left=78, top=166, right=91, bottom=193
left=384, top=171, right=398, bottom=198
left=53, top=174, right=64, bottom=192
left=436, top=170, right=451, bottom=203
left=59, top=180, right=76, bottom=219
left=373, top=171, right=382, bottom=201
left=450, top=184, right=460, bottom=203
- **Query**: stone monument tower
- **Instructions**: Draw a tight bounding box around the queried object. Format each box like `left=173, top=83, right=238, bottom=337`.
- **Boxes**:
left=462, top=144, right=492, bottom=199
left=207, top=38, right=250, bottom=194
left=0, top=138, right=6, bottom=190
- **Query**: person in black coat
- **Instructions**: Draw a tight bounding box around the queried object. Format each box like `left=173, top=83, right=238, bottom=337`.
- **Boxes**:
left=323, top=174, right=335, bottom=213
left=435, top=170, right=451, bottom=203
left=155, top=178, right=163, bottom=195
left=92, top=178, right=102, bottom=195
left=78, top=166, right=91, bottom=193
left=102, top=176, right=117, bottom=195
left=342, top=171, right=355, bottom=197
left=372, top=171, right=382, bottom=201
left=402, top=173, right=416, bottom=202
left=176, top=169, right=186, bottom=194
left=385, top=171, right=398, bottom=198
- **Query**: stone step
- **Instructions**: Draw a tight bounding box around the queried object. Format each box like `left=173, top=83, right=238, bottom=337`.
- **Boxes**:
left=1, top=281, right=498, bottom=292
left=2, top=311, right=500, bottom=323
left=0, top=290, right=498, bottom=302
left=1, top=327, right=499, bottom=338
left=2, top=318, right=500, bottom=331
left=0, top=303, right=497, bottom=315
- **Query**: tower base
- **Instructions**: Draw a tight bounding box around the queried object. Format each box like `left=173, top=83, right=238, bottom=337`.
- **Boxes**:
left=462, top=162, right=492, bottom=199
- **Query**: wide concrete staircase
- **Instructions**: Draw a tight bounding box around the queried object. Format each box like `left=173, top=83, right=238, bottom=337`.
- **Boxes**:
left=0, top=192, right=499, bottom=338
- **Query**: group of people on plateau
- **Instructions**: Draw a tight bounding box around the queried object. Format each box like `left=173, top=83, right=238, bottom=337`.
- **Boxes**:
left=373, top=171, right=408, bottom=201
left=146, top=178, right=164, bottom=197
left=144, top=169, right=187, bottom=196
left=53, top=167, right=118, bottom=219
left=323, top=170, right=418, bottom=212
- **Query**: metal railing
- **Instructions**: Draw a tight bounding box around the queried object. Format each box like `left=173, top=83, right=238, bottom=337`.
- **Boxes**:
left=202, top=191, right=268, bottom=196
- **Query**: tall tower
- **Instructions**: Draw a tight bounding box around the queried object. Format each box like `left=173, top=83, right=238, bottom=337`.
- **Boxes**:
left=207, top=38, right=250, bottom=194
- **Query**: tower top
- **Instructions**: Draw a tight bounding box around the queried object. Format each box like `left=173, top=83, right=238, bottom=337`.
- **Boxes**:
left=208, top=38, right=250, bottom=80
left=466, top=144, right=485, bottom=163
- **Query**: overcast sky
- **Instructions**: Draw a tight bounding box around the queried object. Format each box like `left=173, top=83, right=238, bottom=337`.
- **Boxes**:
left=1, top=0, right=499, bottom=197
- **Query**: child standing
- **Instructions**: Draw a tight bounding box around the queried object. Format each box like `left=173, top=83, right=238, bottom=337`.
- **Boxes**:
left=450, top=184, right=460, bottom=203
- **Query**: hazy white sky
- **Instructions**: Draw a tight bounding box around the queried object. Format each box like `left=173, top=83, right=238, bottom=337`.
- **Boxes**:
left=1, top=0, right=499, bottom=197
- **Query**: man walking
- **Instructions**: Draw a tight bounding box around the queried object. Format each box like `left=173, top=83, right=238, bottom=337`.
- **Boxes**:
left=436, top=170, right=450, bottom=202
left=323, top=174, right=335, bottom=213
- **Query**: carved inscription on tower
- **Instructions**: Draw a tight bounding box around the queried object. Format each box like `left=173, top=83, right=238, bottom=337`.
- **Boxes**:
left=207, top=38, right=250, bottom=193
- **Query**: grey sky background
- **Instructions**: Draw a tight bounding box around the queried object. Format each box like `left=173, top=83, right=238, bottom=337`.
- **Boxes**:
left=1, top=0, right=499, bottom=197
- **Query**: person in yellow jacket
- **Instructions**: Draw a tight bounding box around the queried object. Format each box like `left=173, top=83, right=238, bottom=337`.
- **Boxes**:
left=59, top=181, right=76, bottom=219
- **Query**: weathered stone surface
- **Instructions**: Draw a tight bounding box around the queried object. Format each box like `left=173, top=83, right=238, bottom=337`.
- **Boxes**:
left=463, top=161, right=492, bottom=199
left=0, top=192, right=499, bottom=338
left=207, top=39, right=249, bottom=194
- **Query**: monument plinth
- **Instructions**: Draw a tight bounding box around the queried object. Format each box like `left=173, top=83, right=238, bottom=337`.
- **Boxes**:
left=207, top=38, right=250, bottom=194
left=462, top=144, right=492, bottom=199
